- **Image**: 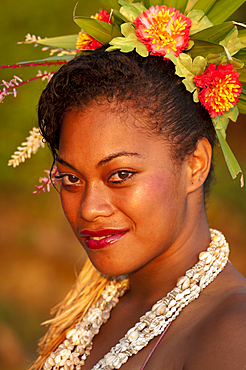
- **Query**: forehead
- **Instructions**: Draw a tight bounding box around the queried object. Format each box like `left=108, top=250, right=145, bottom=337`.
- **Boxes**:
left=58, top=103, right=172, bottom=169
left=62, top=102, right=147, bottom=134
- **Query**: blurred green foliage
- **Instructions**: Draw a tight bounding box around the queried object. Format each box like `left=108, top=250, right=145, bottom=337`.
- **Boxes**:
left=0, top=1, right=246, bottom=370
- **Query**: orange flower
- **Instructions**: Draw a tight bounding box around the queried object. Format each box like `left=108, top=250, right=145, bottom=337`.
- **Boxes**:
left=194, top=64, right=242, bottom=118
left=76, top=10, right=110, bottom=51
left=134, top=5, right=191, bottom=58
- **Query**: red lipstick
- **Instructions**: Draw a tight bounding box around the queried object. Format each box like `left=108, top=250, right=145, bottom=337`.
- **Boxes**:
left=79, top=229, right=128, bottom=249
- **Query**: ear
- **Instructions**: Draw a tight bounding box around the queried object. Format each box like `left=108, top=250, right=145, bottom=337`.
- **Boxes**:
left=187, top=138, right=212, bottom=193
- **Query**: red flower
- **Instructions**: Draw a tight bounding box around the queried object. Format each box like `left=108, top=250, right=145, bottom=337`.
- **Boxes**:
left=76, top=10, right=110, bottom=51
left=194, top=64, right=243, bottom=118
left=134, top=5, right=191, bottom=58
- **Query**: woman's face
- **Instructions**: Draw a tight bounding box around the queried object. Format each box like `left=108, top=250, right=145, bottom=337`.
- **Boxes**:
left=57, top=104, right=190, bottom=275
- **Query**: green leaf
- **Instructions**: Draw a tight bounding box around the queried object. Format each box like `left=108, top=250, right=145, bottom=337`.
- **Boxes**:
left=166, top=53, right=206, bottom=100
left=206, top=0, right=246, bottom=25
left=160, top=0, right=188, bottom=12
left=185, top=40, right=195, bottom=50
left=188, top=40, right=224, bottom=58
left=187, top=0, right=216, bottom=14
left=238, top=89, right=246, bottom=114
left=219, top=28, right=241, bottom=57
left=107, top=22, right=148, bottom=56
left=206, top=53, right=222, bottom=65
left=226, top=105, right=239, bottom=122
left=135, top=41, right=150, bottom=56
left=239, top=66, right=246, bottom=83
left=119, top=1, right=146, bottom=21
left=113, top=9, right=129, bottom=25
left=213, top=106, right=239, bottom=133
left=171, top=0, right=188, bottom=13
left=215, top=126, right=243, bottom=183
left=238, top=29, right=246, bottom=48
left=149, top=0, right=163, bottom=5
left=18, top=55, right=74, bottom=65
left=190, top=22, right=234, bottom=44
left=238, top=102, right=246, bottom=114
left=232, top=55, right=246, bottom=68
left=185, top=0, right=199, bottom=14
left=107, top=35, right=148, bottom=55
left=179, top=53, right=207, bottom=75
left=36, top=35, right=78, bottom=50
left=74, top=17, right=121, bottom=44
left=213, top=115, right=229, bottom=135
left=213, top=104, right=244, bottom=185
left=142, top=0, right=150, bottom=8
left=121, top=22, right=135, bottom=37
left=206, top=53, right=245, bottom=68
left=119, top=0, right=146, bottom=12
left=97, top=0, right=121, bottom=12
left=188, top=10, right=213, bottom=35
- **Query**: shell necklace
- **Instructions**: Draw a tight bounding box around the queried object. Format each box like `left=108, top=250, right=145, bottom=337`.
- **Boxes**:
left=43, top=229, right=229, bottom=370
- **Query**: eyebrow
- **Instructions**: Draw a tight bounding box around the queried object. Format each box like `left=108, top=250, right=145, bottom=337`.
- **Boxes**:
left=56, top=157, right=78, bottom=171
left=96, top=152, right=141, bottom=168
left=56, top=152, right=141, bottom=171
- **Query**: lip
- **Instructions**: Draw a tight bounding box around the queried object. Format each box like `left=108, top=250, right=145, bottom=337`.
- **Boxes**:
left=79, top=228, right=128, bottom=250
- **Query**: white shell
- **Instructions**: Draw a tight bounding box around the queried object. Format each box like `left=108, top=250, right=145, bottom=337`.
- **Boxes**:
left=199, top=251, right=212, bottom=264
left=199, top=276, right=207, bottom=287
left=55, top=355, right=61, bottom=364
left=212, top=235, right=221, bottom=242
left=168, top=299, right=176, bottom=309
left=60, top=349, right=71, bottom=357
left=128, top=330, right=139, bottom=342
left=136, top=322, right=146, bottom=331
left=176, top=275, right=188, bottom=287
left=66, top=328, right=76, bottom=339
left=152, top=301, right=162, bottom=311
left=105, top=355, right=116, bottom=365
left=198, top=269, right=205, bottom=277
left=183, top=288, right=191, bottom=296
left=47, top=357, right=56, bottom=366
left=176, top=275, right=191, bottom=290
left=102, top=311, right=110, bottom=320
left=152, top=302, right=167, bottom=315
left=176, top=292, right=184, bottom=301
left=182, top=278, right=191, bottom=290
left=166, top=310, right=172, bottom=318
left=156, top=303, right=167, bottom=315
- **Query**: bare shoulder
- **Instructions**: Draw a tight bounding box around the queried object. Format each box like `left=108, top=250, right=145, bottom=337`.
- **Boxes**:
left=185, top=265, right=246, bottom=370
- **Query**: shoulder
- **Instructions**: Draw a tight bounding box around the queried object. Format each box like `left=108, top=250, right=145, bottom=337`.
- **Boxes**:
left=209, top=290, right=246, bottom=335
left=186, top=287, right=246, bottom=369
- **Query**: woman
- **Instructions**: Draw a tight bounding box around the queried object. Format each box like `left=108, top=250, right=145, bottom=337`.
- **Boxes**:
left=30, top=49, right=246, bottom=370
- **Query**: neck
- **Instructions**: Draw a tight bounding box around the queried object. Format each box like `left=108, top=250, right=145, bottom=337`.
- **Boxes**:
left=127, top=208, right=210, bottom=308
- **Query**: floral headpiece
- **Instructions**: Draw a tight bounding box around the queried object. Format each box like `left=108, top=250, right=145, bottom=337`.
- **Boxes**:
left=1, top=0, right=246, bottom=190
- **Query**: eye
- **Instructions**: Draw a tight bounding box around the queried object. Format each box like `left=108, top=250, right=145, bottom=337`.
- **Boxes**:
left=108, top=170, right=136, bottom=184
left=56, top=174, right=82, bottom=188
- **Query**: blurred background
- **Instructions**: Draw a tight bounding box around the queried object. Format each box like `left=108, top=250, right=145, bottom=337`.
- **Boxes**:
left=0, top=1, right=246, bottom=369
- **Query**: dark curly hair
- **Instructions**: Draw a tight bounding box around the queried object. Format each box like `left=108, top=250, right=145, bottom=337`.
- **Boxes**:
left=38, top=48, right=216, bottom=194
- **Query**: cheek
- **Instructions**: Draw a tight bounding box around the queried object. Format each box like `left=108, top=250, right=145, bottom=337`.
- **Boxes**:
left=119, top=174, right=175, bottom=220
left=60, top=191, right=80, bottom=230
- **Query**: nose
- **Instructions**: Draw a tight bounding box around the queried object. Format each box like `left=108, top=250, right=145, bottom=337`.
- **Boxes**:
left=78, top=182, right=114, bottom=222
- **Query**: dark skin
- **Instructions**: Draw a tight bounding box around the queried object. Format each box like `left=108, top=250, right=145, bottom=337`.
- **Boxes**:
left=57, top=104, right=246, bottom=370
left=81, top=265, right=246, bottom=370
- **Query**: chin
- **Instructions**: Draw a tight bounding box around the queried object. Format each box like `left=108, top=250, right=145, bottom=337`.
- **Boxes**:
left=87, top=258, right=135, bottom=277
left=100, top=271, right=129, bottom=281
left=93, top=265, right=131, bottom=277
